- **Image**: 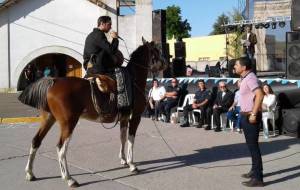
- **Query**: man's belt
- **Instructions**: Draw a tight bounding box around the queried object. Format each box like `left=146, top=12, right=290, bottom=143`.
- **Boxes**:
left=240, top=111, right=262, bottom=116
left=240, top=111, right=251, bottom=116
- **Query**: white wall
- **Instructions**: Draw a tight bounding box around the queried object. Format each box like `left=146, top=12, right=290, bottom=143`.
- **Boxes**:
left=118, top=15, right=136, bottom=59
left=0, top=0, right=153, bottom=90
left=0, top=10, right=9, bottom=89
left=135, top=0, right=152, bottom=45
left=118, top=0, right=153, bottom=60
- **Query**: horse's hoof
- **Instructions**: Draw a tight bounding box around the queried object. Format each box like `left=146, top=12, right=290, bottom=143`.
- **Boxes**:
left=70, top=181, right=80, bottom=188
left=120, top=160, right=128, bottom=166
left=130, top=167, right=139, bottom=174
left=67, top=178, right=80, bottom=188
left=25, top=173, right=36, bottom=181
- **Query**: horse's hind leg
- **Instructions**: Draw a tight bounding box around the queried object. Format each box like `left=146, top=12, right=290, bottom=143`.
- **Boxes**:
left=127, top=116, right=141, bottom=173
left=25, top=111, right=56, bottom=181
left=119, top=119, right=128, bottom=166
left=56, top=117, right=79, bottom=188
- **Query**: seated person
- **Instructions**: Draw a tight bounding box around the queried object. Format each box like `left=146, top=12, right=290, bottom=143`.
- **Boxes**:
left=227, top=80, right=241, bottom=132
left=210, top=81, right=234, bottom=132
left=186, top=65, right=193, bottom=77
left=180, top=79, right=211, bottom=128
left=159, top=78, right=181, bottom=123
left=262, top=84, right=277, bottom=139
left=146, top=79, right=166, bottom=120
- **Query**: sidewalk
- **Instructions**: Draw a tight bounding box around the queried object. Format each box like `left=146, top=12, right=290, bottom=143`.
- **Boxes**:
left=0, top=119, right=299, bottom=190
left=0, top=93, right=40, bottom=124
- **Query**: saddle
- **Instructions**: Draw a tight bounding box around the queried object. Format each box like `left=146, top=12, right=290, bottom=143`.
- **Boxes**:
left=88, top=75, right=117, bottom=117
left=88, top=71, right=133, bottom=118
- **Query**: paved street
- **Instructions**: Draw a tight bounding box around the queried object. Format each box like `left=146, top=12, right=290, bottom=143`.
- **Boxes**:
left=0, top=93, right=39, bottom=118
left=0, top=119, right=299, bottom=190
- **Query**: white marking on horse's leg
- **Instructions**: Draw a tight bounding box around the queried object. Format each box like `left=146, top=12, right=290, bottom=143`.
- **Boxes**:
left=25, top=145, right=37, bottom=181
left=127, top=135, right=137, bottom=172
left=119, top=126, right=127, bottom=165
left=57, top=137, right=78, bottom=187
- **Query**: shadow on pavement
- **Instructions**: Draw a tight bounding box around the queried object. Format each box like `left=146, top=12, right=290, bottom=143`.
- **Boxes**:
left=87, top=138, right=300, bottom=186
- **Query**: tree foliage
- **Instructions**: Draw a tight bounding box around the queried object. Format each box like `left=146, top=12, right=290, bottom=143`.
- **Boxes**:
left=210, top=13, right=230, bottom=35
left=210, top=9, right=245, bottom=58
left=227, top=9, right=244, bottom=58
left=166, top=5, right=191, bottom=40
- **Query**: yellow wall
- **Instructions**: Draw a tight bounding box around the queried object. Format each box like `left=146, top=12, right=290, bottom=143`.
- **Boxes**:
left=168, top=34, right=233, bottom=62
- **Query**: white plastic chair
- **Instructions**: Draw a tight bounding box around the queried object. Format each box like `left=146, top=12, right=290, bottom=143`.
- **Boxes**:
left=192, top=108, right=201, bottom=124
left=177, top=94, right=195, bottom=123
left=211, top=113, right=232, bottom=131
left=262, top=102, right=277, bottom=138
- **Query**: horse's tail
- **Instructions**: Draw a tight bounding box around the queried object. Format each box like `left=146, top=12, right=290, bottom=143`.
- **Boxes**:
left=18, top=78, right=55, bottom=110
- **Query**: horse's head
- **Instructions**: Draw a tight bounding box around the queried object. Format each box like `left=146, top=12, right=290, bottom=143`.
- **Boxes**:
left=142, top=37, right=168, bottom=73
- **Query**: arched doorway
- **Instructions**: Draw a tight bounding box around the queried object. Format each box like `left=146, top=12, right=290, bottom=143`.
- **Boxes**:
left=18, top=53, right=82, bottom=90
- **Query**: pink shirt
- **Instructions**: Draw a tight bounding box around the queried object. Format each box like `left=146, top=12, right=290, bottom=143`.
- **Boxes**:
left=239, top=72, right=260, bottom=112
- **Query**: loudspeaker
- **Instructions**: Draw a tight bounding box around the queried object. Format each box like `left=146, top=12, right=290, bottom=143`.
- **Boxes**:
left=174, top=41, right=186, bottom=58
left=208, top=66, right=221, bottom=77
left=153, top=9, right=169, bottom=70
left=286, top=32, right=300, bottom=79
left=277, top=89, right=300, bottom=109
left=172, top=57, right=186, bottom=77
left=291, top=0, right=300, bottom=31
left=282, top=108, right=300, bottom=138
left=152, top=9, right=166, bottom=44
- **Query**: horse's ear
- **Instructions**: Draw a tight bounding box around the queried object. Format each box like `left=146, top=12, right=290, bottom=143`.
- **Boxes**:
left=142, top=37, right=147, bottom=45
left=150, top=41, right=155, bottom=46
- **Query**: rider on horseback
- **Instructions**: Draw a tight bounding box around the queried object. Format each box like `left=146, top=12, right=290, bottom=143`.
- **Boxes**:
left=83, top=16, right=132, bottom=113
left=83, top=16, right=120, bottom=75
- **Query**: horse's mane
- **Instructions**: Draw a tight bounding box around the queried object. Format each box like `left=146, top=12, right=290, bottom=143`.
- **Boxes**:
left=128, top=44, right=147, bottom=68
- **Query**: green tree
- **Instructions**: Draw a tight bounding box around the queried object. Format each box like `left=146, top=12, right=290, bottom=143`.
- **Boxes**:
left=227, top=9, right=244, bottom=58
left=211, top=8, right=245, bottom=58
left=210, top=13, right=230, bottom=35
left=166, top=5, right=191, bottom=40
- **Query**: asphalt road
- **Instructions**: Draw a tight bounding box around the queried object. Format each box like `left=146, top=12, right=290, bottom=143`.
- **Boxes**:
left=0, top=119, right=299, bottom=190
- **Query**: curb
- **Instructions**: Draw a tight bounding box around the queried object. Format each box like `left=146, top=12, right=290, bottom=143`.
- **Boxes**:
left=0, top=117, right=41, bottom=124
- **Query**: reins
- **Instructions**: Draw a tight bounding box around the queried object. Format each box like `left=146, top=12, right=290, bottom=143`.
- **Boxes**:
left=89, top=80, right=120, bottom=129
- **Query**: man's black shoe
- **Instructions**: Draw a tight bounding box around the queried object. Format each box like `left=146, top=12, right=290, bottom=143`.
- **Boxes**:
left=180, top=123, right=189, bottom=127
left=204, top=125, right=211, bottom=130
left=195, top=124, right=202, bottom=128
left=242, top=178, right=264, bottom=187
left=241, top=171, right=254, bottom=179
left=214, top=127, right=221, bottom=132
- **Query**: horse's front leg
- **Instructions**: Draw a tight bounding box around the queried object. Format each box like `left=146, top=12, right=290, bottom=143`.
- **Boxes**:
left=127, top=117, right=141, bottom=173
left=119, top=120, right=128, bottom=166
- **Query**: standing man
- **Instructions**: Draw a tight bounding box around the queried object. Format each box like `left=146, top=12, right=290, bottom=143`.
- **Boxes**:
left=241, top=25, right=257, bottom=60
left=180, top=79, right=211, bottom=128
left=83, top=16, right=120, bottom=76
left=234, top=57, right=264, bottom=187
left=211, top=81, right=234, bottom=132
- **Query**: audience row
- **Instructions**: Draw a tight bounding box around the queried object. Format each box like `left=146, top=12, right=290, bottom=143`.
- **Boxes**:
left=145, top=78, right=277, bottom=139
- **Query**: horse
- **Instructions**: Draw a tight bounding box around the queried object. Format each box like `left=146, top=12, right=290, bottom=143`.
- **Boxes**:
left=19, top=38, right=167, bottom=188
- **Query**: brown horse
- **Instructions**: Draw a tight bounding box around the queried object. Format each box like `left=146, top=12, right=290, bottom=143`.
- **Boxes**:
left=19, top=38, right=167, bottom=188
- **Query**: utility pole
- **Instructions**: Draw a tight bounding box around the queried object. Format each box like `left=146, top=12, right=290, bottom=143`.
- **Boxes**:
left=246, top=0, right=250, bottom=19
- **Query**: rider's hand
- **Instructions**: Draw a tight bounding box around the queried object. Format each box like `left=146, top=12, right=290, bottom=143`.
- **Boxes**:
left=110, top=31, right=118, bottom=39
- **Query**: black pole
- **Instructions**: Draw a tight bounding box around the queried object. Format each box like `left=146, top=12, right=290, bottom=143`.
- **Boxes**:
left=224, top=22, right=229, bottom=69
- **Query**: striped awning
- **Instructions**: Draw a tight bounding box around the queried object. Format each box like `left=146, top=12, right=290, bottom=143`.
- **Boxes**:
left=0, top=0, right=21, bottom=11
left=119, top=0, right=135, bottom=7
